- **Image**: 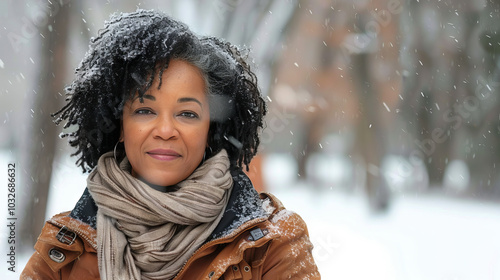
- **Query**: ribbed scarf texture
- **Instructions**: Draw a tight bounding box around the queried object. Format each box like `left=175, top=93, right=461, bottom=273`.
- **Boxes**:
left=87, top=150, right=233, bottom=280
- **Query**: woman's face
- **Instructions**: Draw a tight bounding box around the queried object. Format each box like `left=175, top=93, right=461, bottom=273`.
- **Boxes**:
left=121, top=59, right=210, bottom=187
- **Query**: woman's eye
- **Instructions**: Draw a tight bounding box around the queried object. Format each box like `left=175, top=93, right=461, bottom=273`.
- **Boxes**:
left=179, top=111, right=199, bottom=119
left=134, top=108, right=154, bottom=115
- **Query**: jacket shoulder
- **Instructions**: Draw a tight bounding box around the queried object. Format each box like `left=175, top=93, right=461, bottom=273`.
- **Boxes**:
left=259, top=192, right=322, bottom=279
left=259, top=192, right=285, bottom=213
left=259, top=192, right=310, bottom=239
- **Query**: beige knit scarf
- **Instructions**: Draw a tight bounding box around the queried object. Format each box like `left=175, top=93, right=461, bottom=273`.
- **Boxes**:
left=87, top=150, right=233, bottom=280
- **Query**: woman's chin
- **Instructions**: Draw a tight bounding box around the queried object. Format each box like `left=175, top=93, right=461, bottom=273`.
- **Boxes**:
left=139, top=176, right=177, bottom=189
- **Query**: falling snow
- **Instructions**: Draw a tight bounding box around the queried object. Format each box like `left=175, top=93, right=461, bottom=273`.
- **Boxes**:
left=382, top=102, right=391, bottom=112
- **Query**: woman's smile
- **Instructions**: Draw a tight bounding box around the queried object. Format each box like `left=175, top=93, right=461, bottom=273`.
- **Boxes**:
left=146, top=148, right=181, bottom=161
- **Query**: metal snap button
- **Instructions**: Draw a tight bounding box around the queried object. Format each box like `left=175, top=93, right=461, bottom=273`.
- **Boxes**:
left=48, top=248, right=66, bottom=263
left=244, top=266, right=250, bottom=272
left=233, top=265, right=239, bottom=271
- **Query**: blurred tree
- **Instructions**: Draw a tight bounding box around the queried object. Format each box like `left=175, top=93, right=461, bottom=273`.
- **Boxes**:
left=267, top=0, right=402, bottom=210
left=349, top=0, right=402, bottom=210
left=18, top=1, right=73, bottom=252
left=399, top=0, right=466, bottom=186
left=471, top=0, right=500, bottom=194
left=399, top=0, right=500, bottom=195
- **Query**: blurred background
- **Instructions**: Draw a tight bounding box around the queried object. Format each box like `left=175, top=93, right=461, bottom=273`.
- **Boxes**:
left=1, top=0, right=500, bottom=279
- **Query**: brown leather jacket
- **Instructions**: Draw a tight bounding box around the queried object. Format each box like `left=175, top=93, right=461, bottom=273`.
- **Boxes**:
left=21, top=172, right=320, bottom=280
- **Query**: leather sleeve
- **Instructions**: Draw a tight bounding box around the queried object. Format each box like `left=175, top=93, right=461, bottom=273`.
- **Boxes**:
left=262, top=211, right=321, bottom=279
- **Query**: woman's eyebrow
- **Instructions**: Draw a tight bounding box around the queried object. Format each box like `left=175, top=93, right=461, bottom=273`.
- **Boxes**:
left=143, top=94, right=156, bottom=101
left=178, top=97, right=202, bottom=107
left=132, top=94, right=156, bottom=102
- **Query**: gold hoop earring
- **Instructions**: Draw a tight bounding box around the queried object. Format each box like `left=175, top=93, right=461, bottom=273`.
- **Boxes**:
left=114, top=141, right=121, bottom=162
left=202, top=146, right=212, bottom=164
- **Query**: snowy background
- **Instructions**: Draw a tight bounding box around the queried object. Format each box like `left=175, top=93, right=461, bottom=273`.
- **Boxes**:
left=2, top=0, right=500, bottom=279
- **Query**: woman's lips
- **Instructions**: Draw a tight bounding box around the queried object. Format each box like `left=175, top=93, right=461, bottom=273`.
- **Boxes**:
left=147, top=149, right=181, bottom=161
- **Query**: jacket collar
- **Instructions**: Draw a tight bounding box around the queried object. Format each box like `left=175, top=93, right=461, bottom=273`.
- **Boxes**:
left=208, top=168, right=268, bottom=240
left=68, top=168, right=268, bottom=240
left=69, top=188, right=98, bottom=228
left=49, top=212, right=98, bottom=251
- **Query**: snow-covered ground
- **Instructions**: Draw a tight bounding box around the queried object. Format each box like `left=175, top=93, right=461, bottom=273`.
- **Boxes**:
left=1, top=151, right=500, bottom=279
left=273, top=185, right=500, bottom=280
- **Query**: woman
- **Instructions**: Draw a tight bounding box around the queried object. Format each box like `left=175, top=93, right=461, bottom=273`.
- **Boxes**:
left=21, top=9, right=320, bottom=280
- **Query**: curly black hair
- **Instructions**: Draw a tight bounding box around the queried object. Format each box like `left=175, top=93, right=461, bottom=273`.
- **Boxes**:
left=53, top=9, right=267, bottom=173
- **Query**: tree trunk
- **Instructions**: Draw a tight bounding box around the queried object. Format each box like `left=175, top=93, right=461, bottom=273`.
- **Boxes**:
left=351, top=53, right=391, bottom=211
left=19, top=3, right=70, bottom=253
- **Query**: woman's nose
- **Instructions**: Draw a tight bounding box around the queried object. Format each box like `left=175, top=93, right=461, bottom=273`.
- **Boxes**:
left=152, top=115, right=179, bottom=140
